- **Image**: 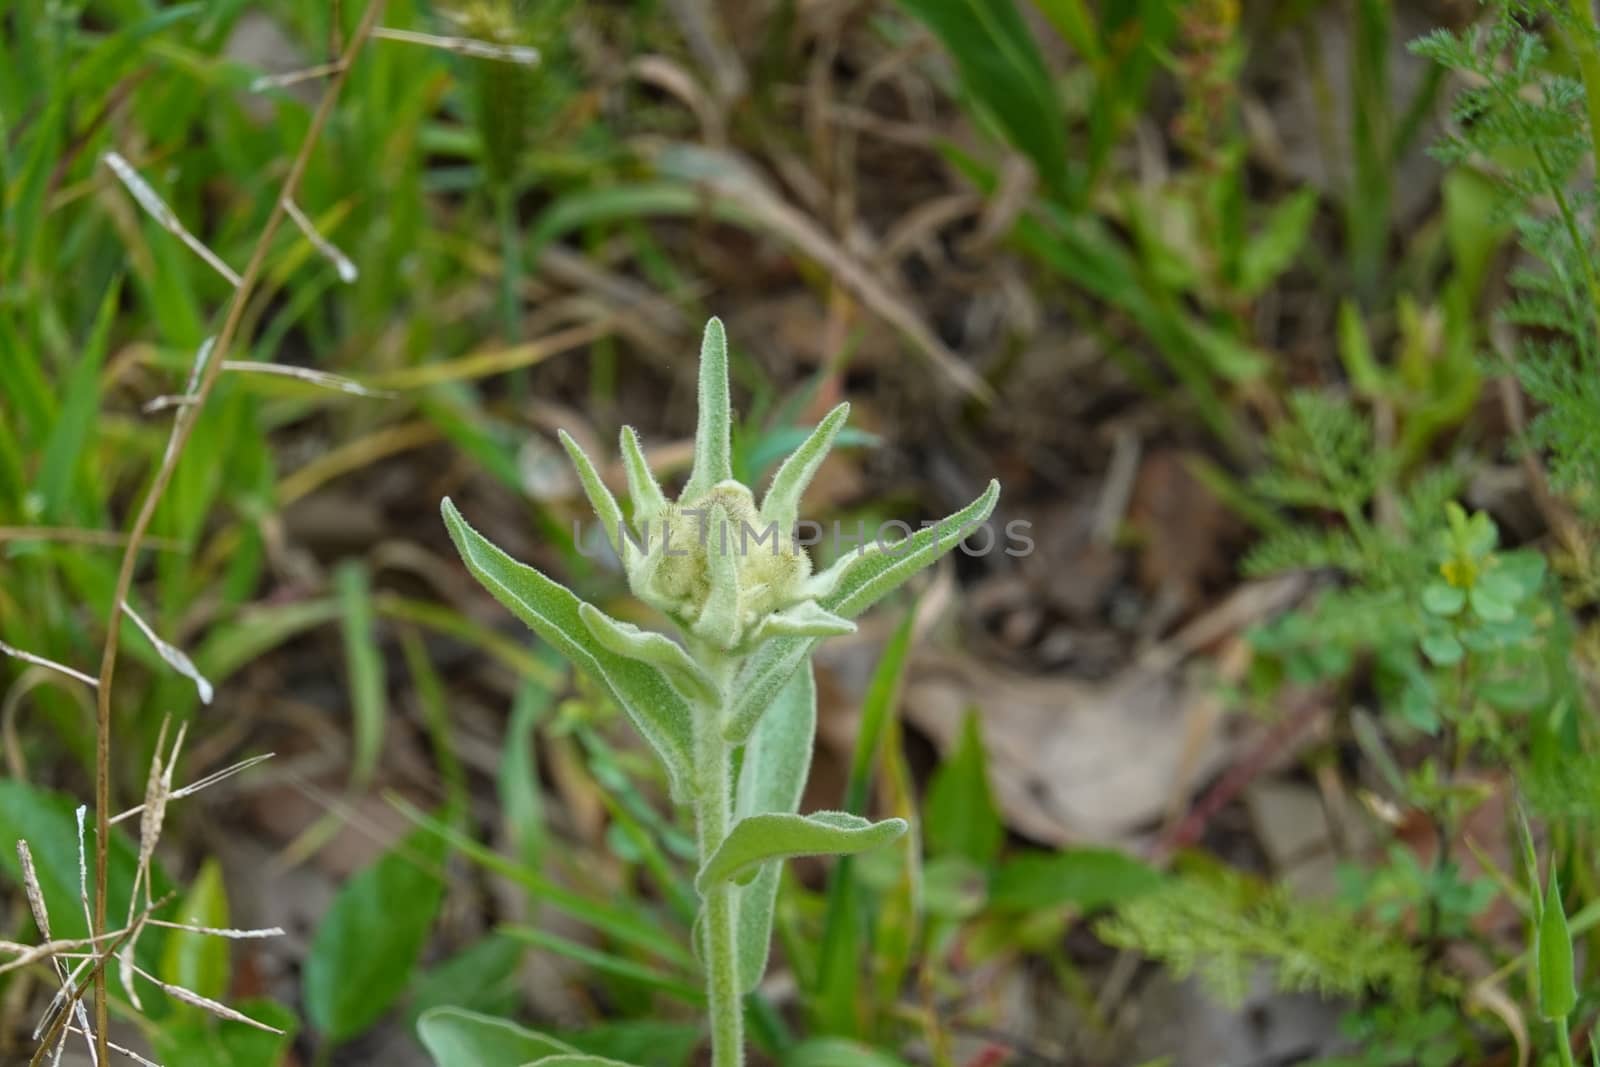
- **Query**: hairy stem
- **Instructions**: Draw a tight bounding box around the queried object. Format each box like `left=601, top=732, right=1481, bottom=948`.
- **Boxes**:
left=696, top=653, right=744, bottom=1067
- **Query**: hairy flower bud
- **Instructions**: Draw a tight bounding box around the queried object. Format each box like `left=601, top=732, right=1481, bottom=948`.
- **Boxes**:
left=631, top=482, right=812, bottom=650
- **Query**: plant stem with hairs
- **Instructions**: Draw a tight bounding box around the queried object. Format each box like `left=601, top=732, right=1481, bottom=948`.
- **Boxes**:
left=438, top=317, right=999, bottom=1065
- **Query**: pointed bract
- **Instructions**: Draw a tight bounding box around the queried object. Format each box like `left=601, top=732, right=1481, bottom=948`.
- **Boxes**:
left=693, top=501, right=743, bottom=649
left=759, top=402, right=849, bottom=532
left=620, top=425, right=667, bottom=527
left=579, top=603, right=720, bottom=705
left=751, top=600, right=856, bottom=641
left=807, top=479, right=1000, bottom=617
left=558, top=430, right=625, bottom=561
left=683, top=317, right=733, bottom=499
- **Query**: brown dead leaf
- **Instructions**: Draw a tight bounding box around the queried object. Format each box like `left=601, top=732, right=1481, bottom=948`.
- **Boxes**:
left=877, top=576, right=1307, bottom=847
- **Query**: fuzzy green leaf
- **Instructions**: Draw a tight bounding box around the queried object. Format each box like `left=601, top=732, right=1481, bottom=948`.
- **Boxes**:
left=418, top=1007, right=576, bottom=1067
left=577, top=603, right=718, bottom=705
left=731, top=666, right=817, bottom=990
left=723, top=635, right=816, bottom=745
left=748, top=601, right=856, bottom=644
left=442, top=499, right=693, bottom=794
left=759, top=401, right=850, bottom=531
left=559, top=430, right=625, bottom=557
left=1537, top=869, right=1576, bottom=1021
left=619, top=426, right=666, bottom=525
left=724, top=481, right=1000, bottom=742
left=808, top=479, right=1001, bottom=618
left=697, top=811, right=907, bottom=893
left=683, top=317, right=733, bottom=499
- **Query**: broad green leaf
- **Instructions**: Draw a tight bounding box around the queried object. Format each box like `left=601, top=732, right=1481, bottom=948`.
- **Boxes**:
left=1468, top=584, right=1514, bottom=622
left=1537, top=869, right=1576, bottom=1021
left=0, top=781, right=161, bottom=950
left=697, top=812, right=907, bottom=892
left=1420, top=631, right=1464, bottom=667
left=923, top=711, right=1002, bottom=867
left=335, top=560, right=385, bottom=787
left=683, top=317, right=733, bottom=499
left=562, top=1020, right=701, bottom=1067
left=410, top=935, right=525, bottom=1024
left=159, top=858, right=230, bottom=1008
left=1497, top=550, right=1547, bottom=598
left=559, top=430, right=625, bottom=556
left=442, top=498, right=693, bottom=795
left=988, top=848, right=1162, bottom=913
left=305, top=830, right=446, bottom=1043
left=1421, top=583, right=1465, bottom=617
left=526, top=1057, right=641, bottom=1067
left=579, top=604, right=718, bottom=705
left=418, top=1006, right=575, bottom=1067
left=732, top=665, right=817, bottom=991
left=759, top=401, right=850, bottom=531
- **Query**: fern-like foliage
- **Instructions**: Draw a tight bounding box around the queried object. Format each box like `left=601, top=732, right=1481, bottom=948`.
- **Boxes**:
left=1244, top=391, right=1460, bottom=584
left=1097, top=868, right=1427, bottom=1008
left=1412, top=2, right=1600, bottom=511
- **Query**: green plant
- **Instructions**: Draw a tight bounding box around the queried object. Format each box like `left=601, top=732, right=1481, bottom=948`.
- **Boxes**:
left=436, top=317, right=1000, bottom=1066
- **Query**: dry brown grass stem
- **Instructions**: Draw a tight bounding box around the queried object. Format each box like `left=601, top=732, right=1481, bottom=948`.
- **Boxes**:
left=86, top=3, right=390, bottom=1060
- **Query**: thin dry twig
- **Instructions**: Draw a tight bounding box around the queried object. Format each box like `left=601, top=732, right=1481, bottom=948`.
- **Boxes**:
left=0, top=641, right=98, bottom=689
left=100, top=152, right=242, bottom=288
left=109, top=752, right=275, bottom=825
left=372, top=25, right=540, bottom=64
left=88, top=4, right=390, bottom=1059
left=0, top=527, right=182, bottom=551
left=119, top=602, right=213, bottom=705
left=281, top=197, right=359, bottom=283
left=250, top=59, right=346, bottom=93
